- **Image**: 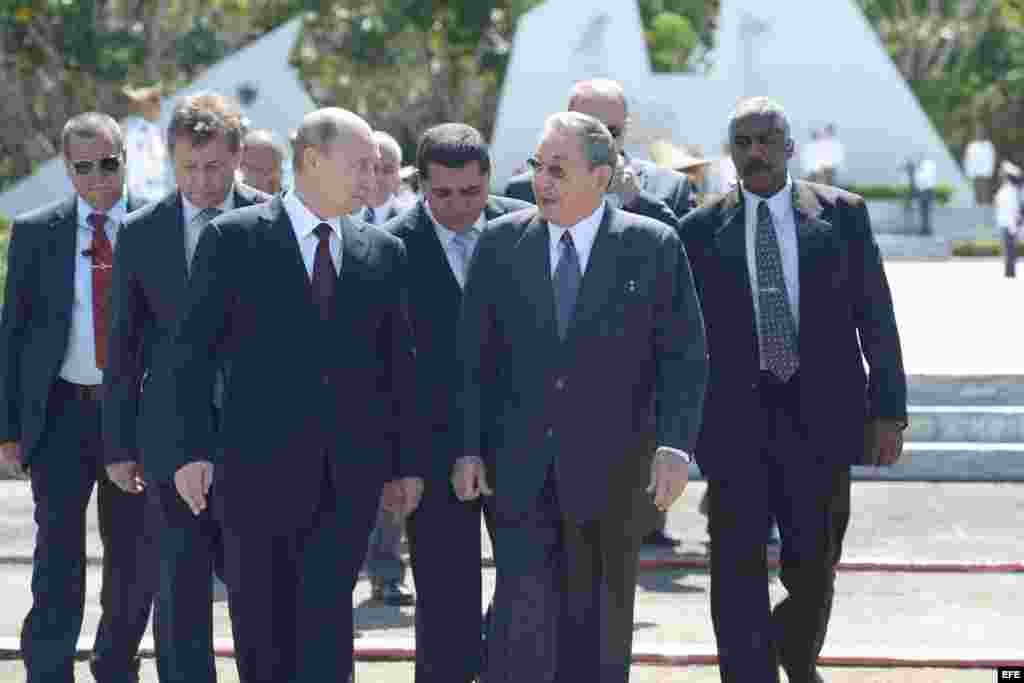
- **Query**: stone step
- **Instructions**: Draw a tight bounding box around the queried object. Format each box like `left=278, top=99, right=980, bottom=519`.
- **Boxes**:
left=908, top=375, right=1024, bottom=406
left=852, top=442, right=1024, bottom=481
left=907, top=406, right=1024, bottom=442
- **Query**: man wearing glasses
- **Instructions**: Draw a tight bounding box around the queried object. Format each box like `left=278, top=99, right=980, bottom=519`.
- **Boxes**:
left=0, top=112, right=155, bottom=683
left=503, top=78, right=694, bottom=233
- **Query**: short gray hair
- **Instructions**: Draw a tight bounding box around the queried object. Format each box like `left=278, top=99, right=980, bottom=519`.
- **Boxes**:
left=544, top=112, right=616, bottom=171
left=372, top=130, right=402, bottom=164
left=727, top=97, right=791, bottom=143
left=568, top=79, right=629, bottom=117
left=242, top=128, right=286, bottom=161
left=61, top=112, right=124, bottom=159
left=291, top=107, right=369, bottom=173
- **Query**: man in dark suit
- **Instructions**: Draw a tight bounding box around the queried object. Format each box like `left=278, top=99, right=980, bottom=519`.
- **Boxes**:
left=0, top=112, right=154, bottom=683
left=502, top=79, right=693, bottom=546
left=383, top=122, right=531, bottom=683
left=503, top=78, right=694, bottom=223
left=454, top=112, right=707, bottom=683
left=678, top=97, right=907, bottom=683
left=103, top=92, right=269, bottom=683
left=168, top=107, right=422, bottom=683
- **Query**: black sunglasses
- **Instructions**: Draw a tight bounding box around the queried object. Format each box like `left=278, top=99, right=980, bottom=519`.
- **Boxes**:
left=71, top=155, right=123, bottom=176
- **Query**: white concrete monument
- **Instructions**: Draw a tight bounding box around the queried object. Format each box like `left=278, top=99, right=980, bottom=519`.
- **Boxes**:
left=490, top=0, right=971, bottom=206
left=1, top=17, right=314, bottom=220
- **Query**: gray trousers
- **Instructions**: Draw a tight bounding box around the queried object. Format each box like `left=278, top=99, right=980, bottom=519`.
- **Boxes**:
left=365, top=504, right=407, bottom=585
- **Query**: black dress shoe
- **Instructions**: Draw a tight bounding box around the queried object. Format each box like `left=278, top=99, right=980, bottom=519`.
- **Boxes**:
left=372, top=580, right=416, bottom=606
left=642, top=529, right=681, bottom=548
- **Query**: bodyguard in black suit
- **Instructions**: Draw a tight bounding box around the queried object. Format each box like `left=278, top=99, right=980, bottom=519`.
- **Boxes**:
left=455, top=112, right=707, bottom=683
left=679, top=98, right=907, bottom=683
left=0, top=113, right=154, bottom=683
left=103, top=92, right=269, bottom=683
left=168, top=107, right=422, bottom=683
left=383, top=123, right=531, bottom=683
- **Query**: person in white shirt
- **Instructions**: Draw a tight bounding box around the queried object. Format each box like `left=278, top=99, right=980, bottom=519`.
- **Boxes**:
left=914, top=157, right=938, bottom=236
left=964, top=129, right=997, bottom=205
left=358, top=130, right=405, bottom=227
left=995, top=160, right=1023, bottom=278
left=818, top=123, right=845, bottom=186
left=122, top=84, right=172, bottom=204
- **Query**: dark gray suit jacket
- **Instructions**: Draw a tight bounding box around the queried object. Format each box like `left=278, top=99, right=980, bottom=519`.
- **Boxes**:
left=679, top=181, right=907, bottom=477
left=102, top=185, right=270, bottom=481
left=384, top=195, right=532, bottom=483
left=0, top=193, right=147, bottom=464
left=458, top=204, right=707, bottom=524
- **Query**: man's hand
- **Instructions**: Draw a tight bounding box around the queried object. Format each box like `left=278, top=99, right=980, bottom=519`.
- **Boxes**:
left=106, top=461, right=145, bottom=494
left=382, top=477, right=425, bottom=517
left=646, top=447, right=690, bottom=512
left=872, top=419, right=905, bottom=467
left=608, top=155, right=641, bottom=206
left=451, top=456, right=492, bottom=502
left=0, top=441, right=23, bottom=476
left=174, top=461, right=214, bottom=515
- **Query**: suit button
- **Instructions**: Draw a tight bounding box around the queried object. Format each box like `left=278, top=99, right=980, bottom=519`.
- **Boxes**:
left=545, top=427, right=554, bottom=439
left=322, top=374, right=330, bottom=386
left=555, top=377, right=567, bottom=391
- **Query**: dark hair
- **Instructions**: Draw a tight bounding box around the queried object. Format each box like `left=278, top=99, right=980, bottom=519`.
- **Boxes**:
left=61, top=112, right=124, bottom=159
left=416, top=123, right=491, bottom=181
left=167, top=91, right=244, bottom=154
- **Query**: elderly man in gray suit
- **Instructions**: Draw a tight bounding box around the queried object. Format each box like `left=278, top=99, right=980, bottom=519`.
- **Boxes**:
left=455, top=111, right=707, bottom=683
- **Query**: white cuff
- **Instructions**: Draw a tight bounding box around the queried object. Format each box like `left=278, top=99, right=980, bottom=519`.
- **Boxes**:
left=655, top=446, right=692, bottom=465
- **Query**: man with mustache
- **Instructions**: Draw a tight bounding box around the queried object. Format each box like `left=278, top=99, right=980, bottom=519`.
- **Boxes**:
left=678, top=97, right=907, bottom=683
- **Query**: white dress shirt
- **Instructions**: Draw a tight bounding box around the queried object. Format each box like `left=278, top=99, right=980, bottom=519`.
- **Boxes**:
left=362, top=196, right=395, bottom=226
left=182, top=189, right=235, bottom=269
left=547, top=200, right=605, bottom=276
left=425, top=201, right=485, bottom=288
left=58, top=195, right=127, bottom=385
left=283, top=190, right=343, bottom=278
left=122, top=117, right=171, bottom=204
left=743, top=176, right=801, bottom=368
left=996, top=182, right=1022, bottom=237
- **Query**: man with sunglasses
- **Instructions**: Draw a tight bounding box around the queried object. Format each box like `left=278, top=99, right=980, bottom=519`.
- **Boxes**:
left=503, top=79, right=693, bottom=231
left=0, top=112, right=155, bottom=683
left=102, top=92, right=269, bottom=683
left=382, top=123, right=530, bottom=683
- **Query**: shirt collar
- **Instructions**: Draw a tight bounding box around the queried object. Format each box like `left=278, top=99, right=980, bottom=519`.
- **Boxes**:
left=77, top=194, right=128, bottom=229
left=547, top=199, right=606, bottom=246
left=284, top=190, right=344, bottom=241
left=182, top=186, right=235, bottom=226
left=741, top=174, right=793, bottom=216
left=424, top=200, right=486, bottom=246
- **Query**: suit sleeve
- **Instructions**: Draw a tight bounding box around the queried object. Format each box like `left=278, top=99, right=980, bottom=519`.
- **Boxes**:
left=168, top=221, right=235, bottom=469
left=101, top=223, right=146, bottom=464
left=456, top=228, right=499, bottom=469
left=385, top=239, right=425, bottom=480
left=653, top=229, right=708, bottom=453
left=0, top=219, right=35, bottom=443
left=848, top=198, right=908, bottom=423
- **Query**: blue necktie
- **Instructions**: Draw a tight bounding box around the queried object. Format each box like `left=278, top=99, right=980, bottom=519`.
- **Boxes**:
left=554, top=231, right=581, bottom=340
left=755, top=201, right=799, bottom=381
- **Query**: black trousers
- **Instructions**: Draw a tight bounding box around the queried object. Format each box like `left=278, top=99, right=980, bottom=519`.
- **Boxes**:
left=222, top=460, right=380, bottom=683
left=21, top=380, right=156, bottom=683
left=484, top=467, right=642, bottom=683
left=407, top=476, right=494, bottom=683
left=150, top=481, right=225, bottom=683
left=707, top=372, right=851, bottom=683
left=1003, top=228, right=1017, bottom=278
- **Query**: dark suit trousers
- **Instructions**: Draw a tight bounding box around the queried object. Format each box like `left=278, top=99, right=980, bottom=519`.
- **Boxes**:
left=222, top=457, right=379, bottom=683
left=407, top=477, right=494, bottom=683
left=484, top=468, right=642, bottom=683
left=707, top=372, right=851, bottom=683
left=151, top=481, right=224, bottom=683
left=21, top=380, right=156, bottom=683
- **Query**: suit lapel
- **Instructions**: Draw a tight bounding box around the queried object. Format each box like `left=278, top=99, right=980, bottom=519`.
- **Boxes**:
left=713, top=188, right=754, bottom=302
left=565, top=205, right=619, bottom=343
left=50, top=197, right=78, bottom=326
left=518, top=213, right=559, bottom=345
left=412, top=203, right=461, bottom=295
left=261, top=197, right=318, bottom=320
left=339, top=217, right=369, bottom=287
left=792, top=181, right=836, bottom=336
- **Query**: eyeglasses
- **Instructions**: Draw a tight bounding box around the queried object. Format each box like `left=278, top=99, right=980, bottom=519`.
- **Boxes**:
left=70, top=155, right=123, bottom=176
left=526, top=157, right=569, bottom=180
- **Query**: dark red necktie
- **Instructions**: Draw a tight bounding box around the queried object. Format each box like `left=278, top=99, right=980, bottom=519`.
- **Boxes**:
left=88, top=212, right=113, bottom=369
left=312, top=223, right=335, bottom=321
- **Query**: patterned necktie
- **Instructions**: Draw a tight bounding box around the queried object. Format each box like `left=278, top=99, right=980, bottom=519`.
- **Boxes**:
left=365, top=206, right=376, bottom=225
left=553, top=231, right=582, bottom=340
left=187, top=208, right=222, bottom=272
left=450, top=229, right=476, bottom=286
left=88, top=213, right=113, bottom=370
left=312, top=223, right=335, bottom=322
left=755, top=201, right=799, bottom=381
